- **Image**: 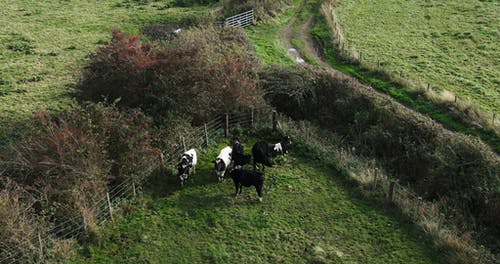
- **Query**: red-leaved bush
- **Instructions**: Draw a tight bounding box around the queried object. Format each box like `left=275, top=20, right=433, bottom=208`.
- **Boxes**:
left=78, top=26, right=265, bottom=124
left=2, top=104, right=159, bottom=236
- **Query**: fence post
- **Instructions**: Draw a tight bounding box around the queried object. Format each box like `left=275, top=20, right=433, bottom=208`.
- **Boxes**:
left=224, top=113, right=229, bottom=137
left=132, top=182, right=136, bottom=197
left=204, top=123, right=209, bottom=146
left=373, top=168, right=378, bottom=190
left=438, top=213, right=444, bottom=232
left=388, top=181, right=396, bottom=202
left=427, top=83, right=430, bottom=91
left=182, top=137, right=186, bottom=152
left=272, top=111, right=277, bottom=131
left=82, top=213, right=87, bottom=233
left=415, top=197, right=422, bottom=218
left=38, top=232, right=43, bottom=262
left=454, top=95, right=457, bottom=103
left=251, top=108, right=254, bottom=128
left=159, top=152, right=164, bottom=175
left=493, top=113, right=496, bottom=126
left=106, top=192, right=114, bottom=222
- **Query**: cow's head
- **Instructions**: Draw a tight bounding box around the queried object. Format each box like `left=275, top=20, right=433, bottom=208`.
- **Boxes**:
left=177, top=156, right=191, bottom=179
left=282, top=136, right=292, bottom=153
left=213, top=158, right=226, bottom=176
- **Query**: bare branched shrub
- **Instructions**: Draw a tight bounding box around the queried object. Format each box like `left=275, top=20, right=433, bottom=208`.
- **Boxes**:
left=0, top=181, right=46, bottom=263
left=2, top=104, right=158, bottom=242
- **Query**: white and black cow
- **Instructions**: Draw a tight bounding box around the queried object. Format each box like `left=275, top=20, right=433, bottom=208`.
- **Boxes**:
left=177, top=148, right=197, bottom=187
left=251, top=136, right=292, bottom=171
left=229, top=169, right=264, bottom=202
left=231, top=138, right=252, bottom=169
left=214, top=146, right=232, bottom=182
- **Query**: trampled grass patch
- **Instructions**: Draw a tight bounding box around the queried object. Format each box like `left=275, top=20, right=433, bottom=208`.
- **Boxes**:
left=335, top=0, right=499, bottom=113
left=71, top=135, right=446, bottom=263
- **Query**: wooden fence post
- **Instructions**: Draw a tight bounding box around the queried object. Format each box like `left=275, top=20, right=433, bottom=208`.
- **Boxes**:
left=182, top=137, right=186, bottom=152
left=415, top=197, right=423, bottom=217
left=388, top=181, right=396, bottom=202
left=132, top=182, right=136, bottom=197
left=454, top=95, right=457, bottom=103
left=251, top=108, right=254, bottom=128
left=224, top=113, right=229, bottom=137
left=373, top=168, right=378, bottom=190
left=159, top=152, right=164, bottom=175
left=82, top=213, right=87, bottom=233
left=272, top=111, right=277, bottom=131
left=106, top=192, right=114, bottom=222
left=204, top=123, right=209, bottom=146
left=438, top=213, right=444, bottom=232
left=38, top=232, right=43, bottom=262
left=427, top=83, right=430, bottom=91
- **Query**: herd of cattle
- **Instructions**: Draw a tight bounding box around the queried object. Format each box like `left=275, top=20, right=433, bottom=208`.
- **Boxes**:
left=177, top=136, right=292, bottom=202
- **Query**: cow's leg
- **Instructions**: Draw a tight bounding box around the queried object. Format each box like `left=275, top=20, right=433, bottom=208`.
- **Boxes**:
left=234, top=181, right=239, bottom=197
left=256, top=184, right=263, bottom=202
left=238, top=183, right=243, bottom=194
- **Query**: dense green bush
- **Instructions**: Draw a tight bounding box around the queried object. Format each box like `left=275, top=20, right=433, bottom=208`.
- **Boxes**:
left=260, top=65, right=500, bottom=246
left=77, top=27, right=264, bottom=125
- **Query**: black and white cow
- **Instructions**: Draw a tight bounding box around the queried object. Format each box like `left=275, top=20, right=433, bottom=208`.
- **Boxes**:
left=229, top=169, right=264, bottom=202
left=251, top=136, right=292, bottom=171
left=214, top=146, right=232, bottom=182
left=177, top=148, right=197, bottom=187
left=231, top=138, right=252, bottom=169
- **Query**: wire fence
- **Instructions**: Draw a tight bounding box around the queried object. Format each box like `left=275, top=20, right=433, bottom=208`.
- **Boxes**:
left=276, top=114, right=495, bottom=263
left=3, top=106, right=491, bottom=263
left=0, top=107, right=275, bottom=264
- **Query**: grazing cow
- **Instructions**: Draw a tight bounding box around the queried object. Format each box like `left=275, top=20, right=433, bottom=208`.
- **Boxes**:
left=229, top=169, right=264, bottom=202
left=252, top=136, right=292, bottom=171
left=214, top=146, right=232, bottom=182
left=231, top=138, right=252, bottom=169
left=177, top=148, right=197, bottom=187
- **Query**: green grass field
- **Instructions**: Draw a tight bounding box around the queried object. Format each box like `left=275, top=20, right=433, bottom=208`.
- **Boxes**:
left=335, top=0, right=499, bottom=113
left=0, top=0, right=208, bottom=140
left=70, top=134, right=446, bottom=263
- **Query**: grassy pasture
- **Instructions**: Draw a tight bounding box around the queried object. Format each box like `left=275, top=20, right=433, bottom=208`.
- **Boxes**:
left=71, top=134, right=446, bottom=263
left=335, top=0, right=499, bottom=113
left=0, top=0, right=208, bottom=140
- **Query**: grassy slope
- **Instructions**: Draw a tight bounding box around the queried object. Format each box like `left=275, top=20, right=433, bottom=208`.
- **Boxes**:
left=335, top=0, right=499, bottom=113
left=0, top=0, right=207, bottom=140
left=71, top=134, right=446, bottom=263
left=310, top=13, right=500, bottom=153
left=245, top=1, right=300, bottom=66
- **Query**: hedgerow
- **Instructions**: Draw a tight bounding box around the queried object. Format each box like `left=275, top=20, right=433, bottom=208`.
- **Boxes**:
left=260, top=65, right=500, bottom=248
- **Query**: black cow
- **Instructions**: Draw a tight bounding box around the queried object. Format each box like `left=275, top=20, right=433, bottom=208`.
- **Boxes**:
left=251, top=136, right=292, bottom=171
left=229, top=169, right=264, bottom=202
left=231, top=138, right=252, bottom=169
